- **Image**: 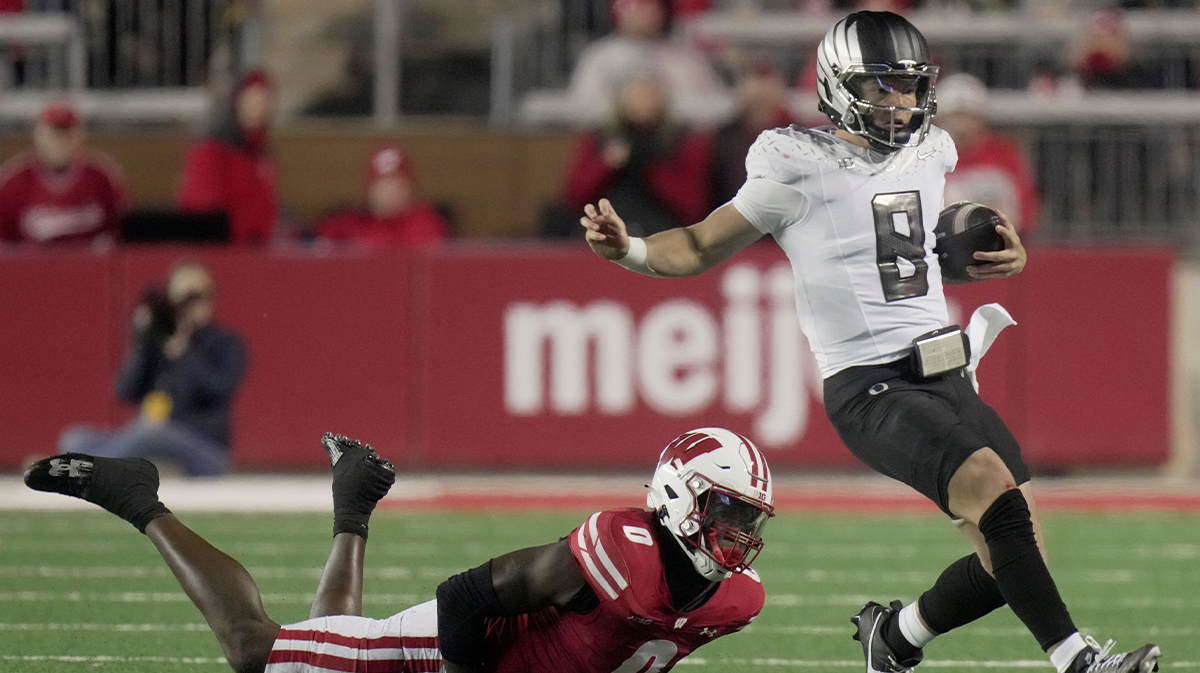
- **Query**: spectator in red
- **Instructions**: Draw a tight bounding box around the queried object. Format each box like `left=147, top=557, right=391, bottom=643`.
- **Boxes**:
left=315, top=145, right=449, bottom=248
left=0, top=102, right=128, bottom=246
left=711, top=58, right=794, bottom=209
left=552, top=72, right=711, bottom=237
left=938, top=73, right=1040, bottom=237
left=178, top=69, right=278, bottom=244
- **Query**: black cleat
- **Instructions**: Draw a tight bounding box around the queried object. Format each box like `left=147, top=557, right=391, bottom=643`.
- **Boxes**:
left=1071, top=638, right=1160, bottom=673
left=23, top=453, right=170, bottom=534
left=851, top=601, right=923, bottom=673
left=322, top=433, right=396, bottom=539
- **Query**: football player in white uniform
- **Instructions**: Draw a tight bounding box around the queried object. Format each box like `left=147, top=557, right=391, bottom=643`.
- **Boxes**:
left=581, top=11, right=1160, bottom=673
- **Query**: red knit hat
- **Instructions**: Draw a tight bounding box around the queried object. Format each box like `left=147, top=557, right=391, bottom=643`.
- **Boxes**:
left=235, top=68, right=273, bottom=96
left=39, top=102, right=79, bottom=129
left=611, top=0, right=668, bottom=21
left=364, top=145, right=414, bottom=187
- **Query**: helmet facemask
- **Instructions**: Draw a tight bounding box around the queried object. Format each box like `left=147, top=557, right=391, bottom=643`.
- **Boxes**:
left=835, top=63, right=938, bottom=152
left=678, top=474, right=773, bottom=576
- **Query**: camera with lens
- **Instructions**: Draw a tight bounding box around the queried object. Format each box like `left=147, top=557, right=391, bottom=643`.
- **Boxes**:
left=138, top=284, right=207, bottom=345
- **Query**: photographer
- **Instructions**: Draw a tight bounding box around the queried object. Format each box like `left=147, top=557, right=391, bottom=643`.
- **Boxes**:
left=59, top=262, right=246, bottom=477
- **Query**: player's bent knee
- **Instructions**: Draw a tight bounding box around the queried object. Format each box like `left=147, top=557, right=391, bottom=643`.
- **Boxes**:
left=219, top=619, right=278, bottom=673
left=947, top=448, right=1017, bottom=520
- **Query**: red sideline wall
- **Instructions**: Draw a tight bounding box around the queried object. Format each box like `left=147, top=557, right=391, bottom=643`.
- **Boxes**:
left=0, top=244, right=1171, bottom=471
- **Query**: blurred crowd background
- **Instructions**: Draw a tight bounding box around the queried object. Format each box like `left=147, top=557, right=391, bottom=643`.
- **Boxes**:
left=2, top=0, right=1200, bottom=245
left=0, top=0, right=1196, bottom=478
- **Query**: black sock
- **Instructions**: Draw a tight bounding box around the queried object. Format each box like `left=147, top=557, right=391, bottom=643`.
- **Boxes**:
left=128, top=502, right=171, bottom=535
left=332, top=500, right=373, bottom=540
left=977, top=489, right=1076, bottom=651
left=916, top=554, right=1006, bottom=635
left=331, top=458, right=385, bottom=540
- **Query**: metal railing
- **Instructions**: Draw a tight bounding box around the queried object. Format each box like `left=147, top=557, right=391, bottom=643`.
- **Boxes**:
left=685, top=9, right=1200, bottom=89
left=19, top=0, right=234, bottom=89
left=0, top=13, right=84, bottom=90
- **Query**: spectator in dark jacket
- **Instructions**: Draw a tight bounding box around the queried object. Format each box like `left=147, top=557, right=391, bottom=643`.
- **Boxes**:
left=315, top=145, right=449, bottom=248
left=59, top=262, right=246, bottom=477
left=549, top=72, right=712, bottom=238
left=178, top=69, right=278, bottom=244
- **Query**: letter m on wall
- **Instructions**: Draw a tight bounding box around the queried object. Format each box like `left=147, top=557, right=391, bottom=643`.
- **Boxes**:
left=504, top=301, right=635, bottom=416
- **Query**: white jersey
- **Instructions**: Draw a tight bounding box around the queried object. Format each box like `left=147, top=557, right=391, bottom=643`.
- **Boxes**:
left=731, top=125, right=958, bottom=378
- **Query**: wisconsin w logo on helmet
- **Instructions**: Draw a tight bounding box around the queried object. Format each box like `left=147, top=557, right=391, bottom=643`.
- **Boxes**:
left=648, top=428, right=774, bottom=581
left=816, top=11, right=939, bottom=152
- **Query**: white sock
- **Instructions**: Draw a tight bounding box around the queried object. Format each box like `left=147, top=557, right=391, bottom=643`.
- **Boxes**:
left=1051, top=632, right=1088, bottom=673
left=897, top=602, right=938, bottom=649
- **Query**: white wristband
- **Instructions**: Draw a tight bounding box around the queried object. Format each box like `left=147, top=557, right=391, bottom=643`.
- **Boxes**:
left=612, top=237, right=661, bottom=277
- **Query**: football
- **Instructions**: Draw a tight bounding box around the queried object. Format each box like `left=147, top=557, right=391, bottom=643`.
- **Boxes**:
left=934, top=202, right=1006, bottom=284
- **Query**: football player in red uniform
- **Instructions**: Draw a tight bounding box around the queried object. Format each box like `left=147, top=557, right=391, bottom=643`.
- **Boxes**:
left=24, top=427, right=774, bottom=673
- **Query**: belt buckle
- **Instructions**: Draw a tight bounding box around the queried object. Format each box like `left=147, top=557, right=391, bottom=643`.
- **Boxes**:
left=912, top=326, right=969, bottom=378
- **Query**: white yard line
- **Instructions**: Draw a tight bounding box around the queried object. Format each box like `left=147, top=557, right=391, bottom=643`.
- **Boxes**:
left=0, top=565, right=456, bottom=580
left=677, top=661, right=1196, bottom=669
left=2, top=655, right=228, bottom=664
left=0, top=590, right=1187, bottom=611
left=0, top=591, right=421, bottom=605
left=0, top=623, right=209, bottom=632
left=3, top=655, right=1194, bottom=669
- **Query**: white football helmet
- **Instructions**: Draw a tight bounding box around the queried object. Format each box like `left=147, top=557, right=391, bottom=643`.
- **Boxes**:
left=647, top=428, right=775, bottom=581
left=816, top=11, right=939, bottom=152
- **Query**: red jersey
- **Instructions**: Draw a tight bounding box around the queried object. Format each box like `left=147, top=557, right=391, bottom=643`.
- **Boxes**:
left=315, top=203, right=448, bottom=248
left=483, top=509, right=764, bottom=673
left=0, top=152, right=127, bottom=244
left=178, top=137, right=277, bottom=245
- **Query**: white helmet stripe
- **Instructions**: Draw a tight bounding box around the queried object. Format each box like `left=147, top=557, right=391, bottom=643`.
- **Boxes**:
left=846, top=20, right=861, bottom=66
left=588, top=513, right=628, bottom=591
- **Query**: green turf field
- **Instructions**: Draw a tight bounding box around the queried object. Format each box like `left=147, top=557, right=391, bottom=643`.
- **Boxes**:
left=2, top=509, right=1197, bottom=671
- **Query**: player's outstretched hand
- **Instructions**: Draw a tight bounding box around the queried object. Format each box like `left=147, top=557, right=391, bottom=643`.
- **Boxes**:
left=581, top=198, right=629, bottom=261
left=967, top=211, right=1026, bottom=280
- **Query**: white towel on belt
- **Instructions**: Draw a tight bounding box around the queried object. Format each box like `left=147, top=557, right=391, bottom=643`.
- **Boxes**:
left=965, top=303, right=1017, bottom=392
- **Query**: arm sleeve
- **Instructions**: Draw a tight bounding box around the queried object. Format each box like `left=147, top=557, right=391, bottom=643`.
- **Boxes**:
left=436, top=561, right=504, bottom=668
left=174, top=333, right=246, bottom=402
left=729, top=131, right=811, bottom=236
left=114, top=341, right=162, bottom=403
left=178, top=140, right=228, bottom=211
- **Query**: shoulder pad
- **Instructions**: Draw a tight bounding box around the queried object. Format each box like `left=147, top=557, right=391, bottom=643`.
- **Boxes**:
left=568, top=509, right=661, bottom=604
left=927, top=125, right=958, bottom=171
left=744, top=127, right=830, bottom=185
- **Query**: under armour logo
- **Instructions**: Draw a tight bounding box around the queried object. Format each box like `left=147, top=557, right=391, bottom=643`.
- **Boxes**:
left=699, top=627, right=719, bottom=638
left=48, top=458, right=92, bottom=478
